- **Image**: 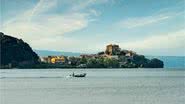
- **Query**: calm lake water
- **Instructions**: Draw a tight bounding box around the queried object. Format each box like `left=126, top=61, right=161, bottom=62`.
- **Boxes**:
left=0, top=69, right=185, bottom=104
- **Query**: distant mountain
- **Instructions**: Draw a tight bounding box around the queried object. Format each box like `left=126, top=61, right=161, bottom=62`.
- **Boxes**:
left=34, top=50, right=82, bottom=57
left=146, top=56, right=185, bottom=68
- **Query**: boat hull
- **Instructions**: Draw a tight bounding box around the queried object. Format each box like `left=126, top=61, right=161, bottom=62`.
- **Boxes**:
left=72, top=73, right=86, bottom=77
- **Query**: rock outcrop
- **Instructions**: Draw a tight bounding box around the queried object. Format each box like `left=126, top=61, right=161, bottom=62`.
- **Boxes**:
left=104, top=44, right=164, bottom=68
left=145, top=58, right=164, bottom=68
left=0, top=32, right=39, bottom=68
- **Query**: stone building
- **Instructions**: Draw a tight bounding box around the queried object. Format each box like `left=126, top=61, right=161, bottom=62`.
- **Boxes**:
left=105, top=44, right=121, bottom=55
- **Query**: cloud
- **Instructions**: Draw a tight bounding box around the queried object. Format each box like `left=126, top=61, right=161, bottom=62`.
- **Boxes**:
left=1, top=0, right=110, bottom=52
left=31, top=36, right=80, bottom=51
left=31, top=35, right=106, bottom=53
left=89, top=9, right=101, bottom=16
left=71, top=0, right=109, bottom=11
left=1, top=0, right=108, bottom=38
left=2, top=0, right=183, bottom=56
left=2, top=13, right=89, bottom=39
left=1, top=0, right=100, bottom=44
left=28, top=0, right=58, bottom=21
left=117, top=11, right=182, bottom=29
left=0, top=0, right=105, bottom=40
left=119, top=29, right=185, bottom=55
left=120, top=15, right=169, bottom=28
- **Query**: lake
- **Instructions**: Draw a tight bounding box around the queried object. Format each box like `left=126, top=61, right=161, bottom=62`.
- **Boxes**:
left=0, top=69, right=185, bottom=104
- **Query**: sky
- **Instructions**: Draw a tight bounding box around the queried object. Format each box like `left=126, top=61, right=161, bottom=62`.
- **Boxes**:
left=1, top=0, right=185, bottom=56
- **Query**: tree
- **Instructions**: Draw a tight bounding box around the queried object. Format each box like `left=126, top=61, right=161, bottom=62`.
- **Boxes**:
left=86, top=58, right=105, bottom=68
left=104, top=58, right=119, bottom=68
left=132, top=55, right=149, bottom=67
left=86, top=58, right=96, bottom=68
left=146, top=58, right=164, bottom=68
left=80, top=57, right=87, bottom=64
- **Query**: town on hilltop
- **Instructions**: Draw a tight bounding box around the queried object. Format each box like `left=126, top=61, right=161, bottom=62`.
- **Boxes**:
left=40, top=44, right=164, bottom=68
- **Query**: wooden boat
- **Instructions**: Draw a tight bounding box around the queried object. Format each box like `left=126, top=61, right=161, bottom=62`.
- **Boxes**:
left=71, top=73, right=86, bottom=77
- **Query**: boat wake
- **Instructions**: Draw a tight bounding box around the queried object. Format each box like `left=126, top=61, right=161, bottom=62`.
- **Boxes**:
left=0, top=76, right=64, bottom=79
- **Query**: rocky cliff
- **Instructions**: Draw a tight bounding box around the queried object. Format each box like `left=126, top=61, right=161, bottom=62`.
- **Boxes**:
left=0, top=32, right=39, bottom=68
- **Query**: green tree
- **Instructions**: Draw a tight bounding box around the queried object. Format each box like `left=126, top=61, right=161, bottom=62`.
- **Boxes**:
left=104, top=58, right=119, bottom=68
left=86, top=58, right=105, bottom=68
left=80, top=57, right=87, bottom=64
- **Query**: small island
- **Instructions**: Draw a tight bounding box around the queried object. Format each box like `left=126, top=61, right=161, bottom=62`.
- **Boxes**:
left=0, top=32, right=163, bottom=69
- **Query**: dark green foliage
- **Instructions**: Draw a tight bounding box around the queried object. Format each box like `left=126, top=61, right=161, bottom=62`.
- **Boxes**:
left=0, top=32, right=39, bottom=68
left=146, top=58, right=164, bottom=68
left=68, top=57, right=81, bottom=66
left=119, top=50, right=126, bottom=56
left=86, top=58, right=105, bottom=68
left=86, top=58, right=119, bottom=68
left=104, top=58, right=119, bottom=68
left=80, top=57, right=87, bottom=64
left=132, top=55, right=149, bottom=67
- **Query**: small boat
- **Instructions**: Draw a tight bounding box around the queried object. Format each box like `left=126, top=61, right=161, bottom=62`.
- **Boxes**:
left=70, top=72, right=86, bottom=77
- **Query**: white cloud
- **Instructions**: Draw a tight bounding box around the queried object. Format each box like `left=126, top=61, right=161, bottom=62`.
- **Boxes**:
left=1, top=0, right=99, bottom=47
left=2, top=13, right=89, bottom=40
left=31, top=36, right=105, bottom=53
left=89, top=9, right=101, bottom=16
left=71, top=0, right=108, bottom=11
left=1, top=0, right=110, bottom=52
left=1, top=0, right=109, bottom=38
left=117, top=11, right=182, bottom=29
left=118, top=15, right=170, bottom=29
left=119, top=29, right=185, bottom=55
left=28, top=0, right=58, bottom=21
left=31, top=36, right=80, bottom=51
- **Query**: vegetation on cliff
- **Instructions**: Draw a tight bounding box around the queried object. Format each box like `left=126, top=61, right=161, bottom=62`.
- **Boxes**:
left=0, top=32, right=39, bottom=68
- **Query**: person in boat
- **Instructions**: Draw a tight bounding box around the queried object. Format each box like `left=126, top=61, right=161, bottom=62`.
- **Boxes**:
left=71, top=72, right=86, bottom=77
left=72, top=72, right=75, bottom=77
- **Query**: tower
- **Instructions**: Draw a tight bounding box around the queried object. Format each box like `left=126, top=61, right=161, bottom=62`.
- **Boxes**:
left=105, top=44, right=121, bottom=55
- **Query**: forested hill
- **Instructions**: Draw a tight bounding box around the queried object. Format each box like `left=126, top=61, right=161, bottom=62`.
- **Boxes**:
left=0, top=32, right=39, bottom=68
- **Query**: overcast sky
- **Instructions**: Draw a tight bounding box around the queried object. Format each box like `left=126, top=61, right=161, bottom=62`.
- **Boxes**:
left=1, top=0, right=185, bottom=56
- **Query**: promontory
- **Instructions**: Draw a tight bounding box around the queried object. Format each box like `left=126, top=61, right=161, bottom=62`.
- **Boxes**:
left=0, top=32, right=163, bottom=69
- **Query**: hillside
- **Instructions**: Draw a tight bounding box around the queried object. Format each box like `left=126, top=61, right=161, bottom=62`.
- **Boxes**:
left=0, top=32, right=39, bottom=68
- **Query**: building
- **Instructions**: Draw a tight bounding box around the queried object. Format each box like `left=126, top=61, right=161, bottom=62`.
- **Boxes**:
left=125, top=51, right=136, bottom=57
left=41, top=56, right=67, bottom=64
left=105, top=44, right=121, bottom=55
left=51, top=56, right=66, bottom=64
